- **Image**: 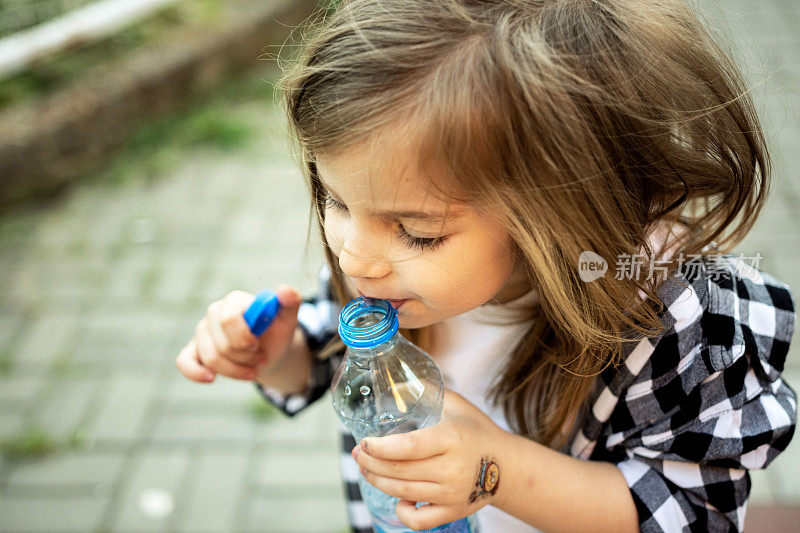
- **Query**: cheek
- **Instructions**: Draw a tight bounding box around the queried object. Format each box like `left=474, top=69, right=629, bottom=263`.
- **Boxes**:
left=414, top=241, right=514, bottom=307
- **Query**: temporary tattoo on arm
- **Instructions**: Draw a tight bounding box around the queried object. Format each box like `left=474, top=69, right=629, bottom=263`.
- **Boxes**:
left=468, top=457, right=500, bottom=504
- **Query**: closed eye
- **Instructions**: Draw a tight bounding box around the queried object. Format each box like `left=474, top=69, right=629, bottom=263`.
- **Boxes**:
left=396, top=226, right=448, bottom=251
left=323, top=192, right=448, bottom=251
left=323, top=192, right=348, bottom=213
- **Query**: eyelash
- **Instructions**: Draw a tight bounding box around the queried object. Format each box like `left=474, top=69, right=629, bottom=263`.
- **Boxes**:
left=323, top=193, right=448, bottom=251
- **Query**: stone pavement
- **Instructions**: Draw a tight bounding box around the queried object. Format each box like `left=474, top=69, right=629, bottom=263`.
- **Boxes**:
left=0, top=0, right=798, bottom=531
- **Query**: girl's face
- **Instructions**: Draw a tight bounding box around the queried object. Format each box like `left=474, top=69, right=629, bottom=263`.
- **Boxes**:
left=316, top=138, right=530, bottom=329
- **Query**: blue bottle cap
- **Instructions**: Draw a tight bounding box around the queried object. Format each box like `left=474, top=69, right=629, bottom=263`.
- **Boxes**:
left=338, top=297, right=399, bottom=348
left=243, top=289, right=281, bottom=336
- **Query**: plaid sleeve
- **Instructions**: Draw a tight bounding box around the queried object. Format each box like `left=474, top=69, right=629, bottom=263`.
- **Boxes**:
left=576, top=254, right=797, bottom=532
left=254, top=265, right=344, bottom=417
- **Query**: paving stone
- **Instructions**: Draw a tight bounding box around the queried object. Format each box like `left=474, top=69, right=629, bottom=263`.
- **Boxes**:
left=769, top=367, right=800, bottom=504
left=32, top=375, right=103, bottom=439
left=104, top=247, right=159, bottom=300
left=89, top=368, right=160, bottom=443
left=143, top=170, right=201, bottom=204
left=111, top=448, right=190, bottom=532
left=214, top=243, right=311, bottom=273
left=12, top=310, right=81, bottom=365
left=0, top=312, right=23, bottom=350
left=6, top=450, right=125, bottom=490
left=30, top=207, right=94, bottom=256
left=189, top=163, right=257, bottom=204
left=164, top=373, right=258, bottom=407
left=148, top=250, right=206, bottom=302
left=175, top=450, right=250, bottom=533
left=0, top=410, right=25, bottom=439
left=200, top=245, right=322, bottom=306
left=253, top=444, right=341, bottom=490
left=149, top=410, right=257, bottom=444
left=71, top=307, right=179, bottom=366
left=242, top=494, right=349, bottom=533
left=749, top=468, right=776, bottom=505
left=254, top=392, right=337, bottom=445
left=0, top=495, right=109, bottom=532
left=9, top=256, right=110, bottom=301
left=0, top=373, right=46, bottom=409
left=223, top=189, right=312, bottom=243
left=200, top=262, right=313, bottom=303
left=154, top=200, right=229, bottom=246
left=223, top=205, right=274, bottom=247
left=84, top=200, right=131, bottom=251
left=771, top=440, right=800, bottom=505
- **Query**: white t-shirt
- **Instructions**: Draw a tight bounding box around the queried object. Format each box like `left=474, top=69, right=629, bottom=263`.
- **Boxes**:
left=430, top=288, right=542, bottom=532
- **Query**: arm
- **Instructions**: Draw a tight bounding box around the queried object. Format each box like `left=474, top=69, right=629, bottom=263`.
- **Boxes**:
left=253, top=265, right=343, bottom=417
left=493, top=432, right=639, bottom=533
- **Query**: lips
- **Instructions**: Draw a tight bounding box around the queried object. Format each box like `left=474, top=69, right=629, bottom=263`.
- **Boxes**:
left=386, top=299, right=408, bottom=310
left=357, top=290, right=409, bottom=310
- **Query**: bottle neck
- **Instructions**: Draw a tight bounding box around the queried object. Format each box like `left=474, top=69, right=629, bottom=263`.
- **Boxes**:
left=338, top=296, right=400, bottom=350
left=347, top=333, right=400, bottom=359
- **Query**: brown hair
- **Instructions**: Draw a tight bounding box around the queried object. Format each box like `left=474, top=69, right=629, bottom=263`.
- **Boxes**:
left=277, top=0, right=769, bottom=448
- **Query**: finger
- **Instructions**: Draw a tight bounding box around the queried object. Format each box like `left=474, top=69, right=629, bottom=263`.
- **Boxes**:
left=273, top=284, right=303, bottom=310
left=352, top=445, right=441, bottom=483
left=218, top=292, right=260, bottom=352
left=359, top=468, right=443, bottom=505
left=175, top=339, right=216, bottom=383
left=360, top=426, right=448, bottom=461
left=396, top=500, right=462, bottom=532
left=196, top=319, right=258, bottom=380
left=207, top=299, right=261, bottom=366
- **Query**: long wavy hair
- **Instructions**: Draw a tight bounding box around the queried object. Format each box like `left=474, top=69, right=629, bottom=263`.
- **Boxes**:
left=276, top=0, right=769, bottom=448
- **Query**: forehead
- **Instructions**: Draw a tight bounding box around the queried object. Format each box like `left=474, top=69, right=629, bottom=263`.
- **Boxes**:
left=315, top=132, right=466, bottom=219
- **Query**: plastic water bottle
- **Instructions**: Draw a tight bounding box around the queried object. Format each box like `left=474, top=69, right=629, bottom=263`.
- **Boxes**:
left=330, top=296, right=480, bottom=533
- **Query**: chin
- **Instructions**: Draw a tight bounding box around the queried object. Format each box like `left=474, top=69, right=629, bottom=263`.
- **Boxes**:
left=397, top=316, right=427, bottom=329
left=397, top=310, right=436, bottom=330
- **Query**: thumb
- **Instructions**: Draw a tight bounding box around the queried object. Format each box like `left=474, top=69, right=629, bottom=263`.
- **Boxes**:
left=273, top=284, right=302, bottom=315
left=255, top=284, right=301, bottom=343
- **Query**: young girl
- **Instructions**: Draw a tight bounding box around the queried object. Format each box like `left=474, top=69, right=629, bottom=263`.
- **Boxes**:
left=175, top=0, right=797, bottom=531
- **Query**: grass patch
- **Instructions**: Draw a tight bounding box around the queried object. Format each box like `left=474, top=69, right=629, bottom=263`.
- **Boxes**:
left=101, top=103, right=255, bottom=189
left=0, top=426, right=57, bottom=460
left=0, top=348, right=12, bottom=375
left=68, top=427, right=91, bottom=450
left=183, top=108, right=252, bottom=150
left=0, top=425, right=91, bottom=460
left=247, top=397, right=280, bottom=421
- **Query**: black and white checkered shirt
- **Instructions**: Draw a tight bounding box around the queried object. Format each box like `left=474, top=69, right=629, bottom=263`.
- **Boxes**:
left=256, top=254, right=797, bottom=532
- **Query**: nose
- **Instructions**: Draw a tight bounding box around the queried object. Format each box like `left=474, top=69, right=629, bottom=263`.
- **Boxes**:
left=338, top=240, right=392, bottom=280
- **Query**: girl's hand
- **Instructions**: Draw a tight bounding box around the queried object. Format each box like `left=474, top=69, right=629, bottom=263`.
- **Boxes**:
left=175, top=285, right=302, bottom=383
left=351, top=389, right=507, bottom=531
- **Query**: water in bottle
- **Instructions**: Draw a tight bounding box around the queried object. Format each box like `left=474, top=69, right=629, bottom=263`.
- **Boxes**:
left=330, top=296, right=480, bottom=533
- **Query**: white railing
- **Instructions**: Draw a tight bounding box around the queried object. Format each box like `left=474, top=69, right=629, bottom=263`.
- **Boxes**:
left=0, top=0, right=181, bottom=80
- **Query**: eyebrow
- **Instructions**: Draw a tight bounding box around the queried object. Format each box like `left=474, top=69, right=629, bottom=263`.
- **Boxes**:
left=320, top=178, right=464, bottom=222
